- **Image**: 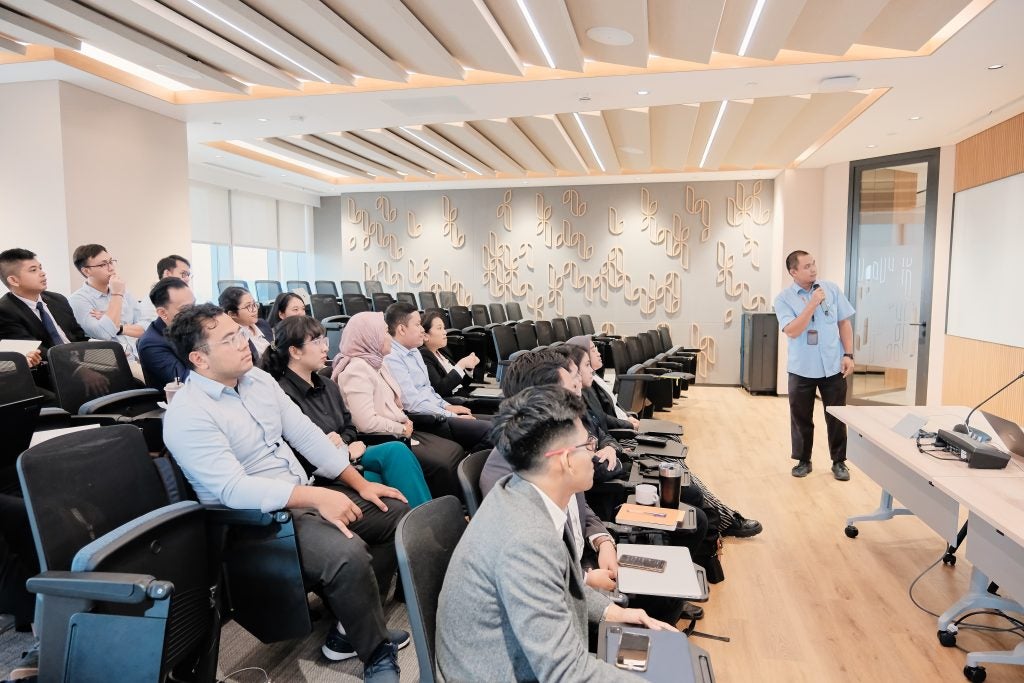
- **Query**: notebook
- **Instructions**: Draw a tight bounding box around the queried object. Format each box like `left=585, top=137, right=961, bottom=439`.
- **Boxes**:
left=616, top=503, right=689, bottom=531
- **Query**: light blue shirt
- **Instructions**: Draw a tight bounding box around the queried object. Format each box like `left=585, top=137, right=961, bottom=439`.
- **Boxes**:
left=69, top=283, right=148, bottom=360
left=774, top=280, right=855, bottom=379
left=383, top=339, right=452, bottom=417
left=163, top=367, right=348, bottom=512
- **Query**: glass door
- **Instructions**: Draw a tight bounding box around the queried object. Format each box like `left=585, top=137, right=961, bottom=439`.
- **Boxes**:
left=846, top=149, right=939, bottom=406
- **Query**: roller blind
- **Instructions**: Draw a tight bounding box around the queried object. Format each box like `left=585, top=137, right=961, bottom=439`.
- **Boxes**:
left=278, top=201, right=308, bottom=252
left=189, top=183, right=230, bottom=243
left=230, top=191, right=278, bottom=248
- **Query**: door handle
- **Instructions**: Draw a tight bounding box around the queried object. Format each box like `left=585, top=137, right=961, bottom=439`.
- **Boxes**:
left=908, top=322, right=927, bottom=327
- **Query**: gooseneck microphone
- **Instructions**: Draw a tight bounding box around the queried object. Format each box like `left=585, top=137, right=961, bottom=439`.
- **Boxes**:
left=811, top=282, right=831, bottom=316
left=952, top=370, right=1024, bottom=442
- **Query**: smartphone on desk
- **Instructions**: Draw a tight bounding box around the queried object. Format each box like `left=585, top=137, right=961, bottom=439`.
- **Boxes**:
left=614, top=629, right=651, bottom=672
left=619, top=554, right=667, bottom=573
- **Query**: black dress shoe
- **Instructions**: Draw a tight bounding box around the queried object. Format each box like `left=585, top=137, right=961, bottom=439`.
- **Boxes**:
left=722, top=513, right=763, bottom=538
left=680, top=602, right=704, bottom=621
left=791, top=461, right=812, bottom=477
left=832, top=461, right=850, bottom=481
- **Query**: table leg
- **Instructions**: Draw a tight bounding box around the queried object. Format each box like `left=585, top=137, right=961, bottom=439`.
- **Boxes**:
left=844, top=490, right=913, bottom=537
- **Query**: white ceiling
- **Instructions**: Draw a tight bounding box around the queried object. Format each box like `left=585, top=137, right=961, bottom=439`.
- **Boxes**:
left=0, top=0, right=1022, bottom=197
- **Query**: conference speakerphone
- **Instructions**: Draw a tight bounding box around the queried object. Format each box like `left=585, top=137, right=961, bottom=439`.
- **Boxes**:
left=936, top=428, right=1011, bottom=469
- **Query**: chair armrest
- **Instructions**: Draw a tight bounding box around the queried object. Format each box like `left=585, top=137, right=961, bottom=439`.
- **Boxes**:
left=37, top=407, right=72, bottom=429
left=28, top=570, right=171, bottom=604
left=79, top=388, right=162, bottom=415
left=202, top=505, right=291, bottom=526
left=617, top=373, right=659, bottom=382
left=608, top=428, right=637, bottom=440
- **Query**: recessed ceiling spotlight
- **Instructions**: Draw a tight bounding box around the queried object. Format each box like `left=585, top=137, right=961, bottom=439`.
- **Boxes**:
left=215, top=154, right=223, bottom=158
left=578, top=95, right=591, bottom=101
left=257, top=117, right=268, bottom=122
left=987, top=64, right=1004, bottom=70
left=909, top=115, right=921, bottom=120
left=619, top=146, right=643, bottom=155
left=586, top=26, right=634, bottom=46
left=866, top=144, right=878, bottom=148
left=745, top=81, right=758, bottom=86
left=212, top=121, right=222, bottom=125
left=637, top=89, right=649, bottom=96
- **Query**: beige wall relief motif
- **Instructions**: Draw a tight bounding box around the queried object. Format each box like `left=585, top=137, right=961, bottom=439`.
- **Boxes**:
left=716, top=241, right=768, bottom=311
left=407, top=211, right=422, bottom=238
left=726, top=181, right=771, bottom=227
left=408, top=258, right=430, bottom=285
left=685, top=186, right=712, bottom=242
left=363, top=260, right=403, bottom=288
left=429, top=271, right=473, bottom=306
left=724, top=309, right=734, bottom=326
left=689, top=322, right=718, bottom=379
left=482, top=231, right=534, bottom=299
left=441, top=195, right=465, bottom=248
left=497, top=189, right=513, bottom=232
left=346, top=198, right=403, bottom=258
left=563, top=188, right=587, bottom=217
left=536, top=192, right=593, bottom=259
left=607, top=207, right=624, bottom=235
left=375, top=196, right=397, bottom=223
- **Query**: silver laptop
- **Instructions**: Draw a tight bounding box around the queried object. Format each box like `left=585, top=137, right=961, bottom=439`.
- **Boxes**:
left=980, top=410, right=1024, bottom=457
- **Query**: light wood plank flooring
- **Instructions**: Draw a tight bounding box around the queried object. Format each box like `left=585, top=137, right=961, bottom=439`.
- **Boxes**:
left=680, top=386, right=1024, bottom=683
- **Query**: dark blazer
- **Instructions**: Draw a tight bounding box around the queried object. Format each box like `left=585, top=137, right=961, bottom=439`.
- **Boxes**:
left=418, top=346, right=472, bottom=398
left=0, top=291, right=87, bottom=390
left=247, top=318, right=274, bottom=366
left=583, top=386, right=634, bottom=431
left=137, top=317, right=190, bottom=390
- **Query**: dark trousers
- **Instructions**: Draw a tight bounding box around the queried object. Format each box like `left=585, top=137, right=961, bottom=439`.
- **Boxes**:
left=291, top=483, right=409, bottom=663
left=0, top=493, right=39, bottom=627
left=788, top=372, right=847, bottom=463
left=409, top=430, right=466, bottom=499
left=445, top=415, right=493, bottom=453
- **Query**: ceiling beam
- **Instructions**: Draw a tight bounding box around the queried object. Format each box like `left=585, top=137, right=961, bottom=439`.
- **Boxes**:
left=0, top=5, right=80, bottom=49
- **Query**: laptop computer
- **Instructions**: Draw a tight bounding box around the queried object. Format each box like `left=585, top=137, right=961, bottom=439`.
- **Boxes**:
left=980, top=410, right=1024, bottom=457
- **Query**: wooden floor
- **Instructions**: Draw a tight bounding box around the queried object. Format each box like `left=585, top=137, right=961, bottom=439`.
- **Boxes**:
left=679, top=386, right=1024, bottom=683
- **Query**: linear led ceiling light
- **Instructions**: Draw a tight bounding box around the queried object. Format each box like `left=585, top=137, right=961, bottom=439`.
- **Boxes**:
left=572, top=112, right=606, bottom=172
left=401, top=127, right=479, bottom=175
left=737, top=0, right=768, bottom=57
left=184, top=0, right=333, bottom=83
left=80, top=43, right=192, bottom=90
left=699, top=101, right=728, bottom=168
left=515, top=0, right=556, bottom=69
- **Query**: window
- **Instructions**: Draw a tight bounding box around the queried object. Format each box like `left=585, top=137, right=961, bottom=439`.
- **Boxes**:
left=232, top=246, right=279, bottom=287
left=280, top=251, right=309, bottom=285
left=191, top=242, right=230, bottom=305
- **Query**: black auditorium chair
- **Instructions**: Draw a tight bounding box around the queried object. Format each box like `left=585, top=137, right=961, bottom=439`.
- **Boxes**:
left=488, top=303, right=508, bottom=325
left=324, top=321, right=347, bottom=358
left=255, top=279, right=282, bottom=305
left=339, top=280, right=363, bottom=296
left=534, top=320, right=555, bottom=346
left=490, top=324, right=519, bottom=382
left=342, top=293, right=371, bottom=315
left=287, top=280, right=312, bottom=296
left=566, top=316, right=584, bottom=338
left=505, top=302, right=524, bottom=322
left=311, top=294, right=342, bottom=321
left=218, top=279, right=248, bottom=293
left=419, top=291, right=440, bottom=311
left=47, top=341, right=164, bottom=450
left=396, top=291, right=417, bottom=307
left=457, top=450, right=490, bottom=517
left=364, top=280, right=384, bottom=296
left=470, top=304, right=491, bottom=327
left=395, top=496, right=467, bottom=683
left=514, top=322, right=538, bottom=352
left=610, top=339, right=673, bottom=414
left=0, top=352, right=70, bottom=431
left=372, top=292, right=396, bottom=312
left=551, top=317, right=570, bottom=342
left=315, top=280, right=339, bottom=297
left=438, top=291, right=457, bottom=309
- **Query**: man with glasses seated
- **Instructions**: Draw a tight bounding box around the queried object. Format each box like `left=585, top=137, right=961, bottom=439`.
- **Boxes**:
left=437, top=385, right=675, bottom=682
left=163, top=303, right=409, bottom=682
left=69, top=243, right=148, bottom=375
left=138, top=277, right=195, bottom=390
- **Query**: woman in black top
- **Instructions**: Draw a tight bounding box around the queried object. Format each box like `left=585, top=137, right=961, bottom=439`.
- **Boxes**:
left=261, top=316, right=431, bottom=508
left=418, top=309, right=480, bottom=398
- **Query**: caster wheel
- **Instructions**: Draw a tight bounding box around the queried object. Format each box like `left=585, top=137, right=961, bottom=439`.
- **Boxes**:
left=844, top=525, right=859, bottom=539
left=943, top=552, right=957, bottom=566
left=938, top=630, right=957, bottom=647
left=963, top=665, right=986, bottom=682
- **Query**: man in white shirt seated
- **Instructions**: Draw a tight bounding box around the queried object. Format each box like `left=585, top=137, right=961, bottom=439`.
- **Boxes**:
left=162, top=303, right=409, bottom=683
left=436, top=385, right=675, bottom=682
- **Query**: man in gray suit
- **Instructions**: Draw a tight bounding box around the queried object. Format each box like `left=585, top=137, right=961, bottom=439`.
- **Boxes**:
left=436, top=386, right=674, bottom=682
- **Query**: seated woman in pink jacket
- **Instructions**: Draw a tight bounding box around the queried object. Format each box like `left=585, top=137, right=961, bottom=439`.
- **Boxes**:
left=333, top=312, right=466, bottom=499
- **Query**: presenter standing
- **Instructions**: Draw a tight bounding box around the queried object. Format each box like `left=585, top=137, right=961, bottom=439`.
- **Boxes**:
left=774, top=251, right=856, bottom=481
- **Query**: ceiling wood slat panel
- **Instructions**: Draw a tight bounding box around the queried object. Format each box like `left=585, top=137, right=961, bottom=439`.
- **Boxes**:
left=250, top=138, right=373, bottom=178
left=761, top=91, right=868, bottom=166
left=715, top=0, right=756, bottom=56
left=358, top=128, right=466, bottom=177
left=484, top=0, right=583, bottom=71
left=686, top=102, right=724, bottom=168
left=558, top=111, right=620, bottom=174
left=647, top=0, right=724, bottom=64
left=432, top=122, right=526, bottom=175
left=604, top=107, right=651, bottom=171
left=321, top=0, right=463, bottom=80
left=159, top=0, right=354, bottom=84
left=859, top=0, right=973, bottom=51
left=320, top=132, right=434, bottom=178
left=566, top=0, right=650, bottom=68
left=402, top=0, right=523, bottom=76
left=0, top=34, right=26, bottom=55
left=784, top=0, right=889, bottom=56
left=243, top=0, right=406, bottom=82
left=292, top=135, right=404, bottom=178
left=513, top=114, right=588, bottom=173
left=5, top=0, right=249, bottom=93
left=699, top=100, right=753, bottom=170
left=88, top=0, right=300, bottom=90
left=470, top=118, right=556, bottom=174
left=738, top=0, right=809, bottom=60
left=396, top=125, right=495, bottom=176
left=724, top=95, right=810, bottom=167
left=650, top=104, right=698, bottom=170
left=0, top=5, right=80, bottom=49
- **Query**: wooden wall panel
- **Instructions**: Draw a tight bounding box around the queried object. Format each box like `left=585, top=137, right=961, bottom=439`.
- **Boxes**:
left=953, top=111, right=1024, bottom=192
left=942, top=336, right=1024, bottom=424
left=943, top=113, right=1024, bottom=419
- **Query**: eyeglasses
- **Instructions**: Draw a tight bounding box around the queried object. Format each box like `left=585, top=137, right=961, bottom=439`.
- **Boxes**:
left=83, top=258, right=117, bottom=270
left=198, top=328, right=248, bottom=352
left=175, top=271, right=192, bottom=279
left=303, top=336, right=328, bottom=347
left=543, top=435, right=598, bottom=459
left=240, top=302, right=259, bottom=312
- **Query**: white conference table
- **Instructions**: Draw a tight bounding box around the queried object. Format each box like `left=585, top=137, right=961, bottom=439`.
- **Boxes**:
left=828, top=405, right=1024, bottom=678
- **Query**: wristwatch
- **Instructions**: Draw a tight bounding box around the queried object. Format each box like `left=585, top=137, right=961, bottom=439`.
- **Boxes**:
left=117, top=324, right=124, bottom=335
left=843, top=353, right=854, bottom=360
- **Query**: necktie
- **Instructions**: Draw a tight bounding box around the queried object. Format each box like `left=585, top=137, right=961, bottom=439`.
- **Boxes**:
left=36, top=301, right=64, bottom=347
left=563, top=519, right=577, bottom=562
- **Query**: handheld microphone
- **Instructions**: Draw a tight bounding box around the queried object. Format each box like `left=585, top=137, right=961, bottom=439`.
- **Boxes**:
left=811, top=283, right=831, bottom=316
left=952, top=370, right=1024, bottom=442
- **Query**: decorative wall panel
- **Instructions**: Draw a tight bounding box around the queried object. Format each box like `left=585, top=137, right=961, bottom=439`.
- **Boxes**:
left=335, top=180, right=773, bottom=383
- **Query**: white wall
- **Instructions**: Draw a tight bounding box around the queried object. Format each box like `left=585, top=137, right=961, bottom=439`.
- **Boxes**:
left=0, top=81, right=72, bottom=293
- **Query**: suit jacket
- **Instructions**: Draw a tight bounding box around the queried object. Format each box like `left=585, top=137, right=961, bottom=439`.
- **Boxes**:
left=436, top=474, right=635, bottom=683
left=335, top=357, right=407, bottom=436
left=0, top=291, right=87, bottom=389
left=137, top=317, right=190, bottom=390
left=584, top=386, right=634, bottom=432
left=246, top=318, right=274, bottom=366
left=418, top=347, right=471, bottom=398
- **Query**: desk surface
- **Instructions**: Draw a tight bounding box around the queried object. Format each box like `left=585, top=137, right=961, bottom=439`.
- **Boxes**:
left=932, top=476, right=1024, bottom=547
left=828, top=405, right=1024, bottom=479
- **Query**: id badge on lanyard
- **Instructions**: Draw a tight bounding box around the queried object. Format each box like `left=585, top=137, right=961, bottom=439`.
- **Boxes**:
left=806, top=329, right=819, bottom=346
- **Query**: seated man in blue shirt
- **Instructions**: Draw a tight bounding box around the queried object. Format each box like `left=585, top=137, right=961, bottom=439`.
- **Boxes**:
left=162, top=303, right=409, bottom=682
left=138, top=277, right=194, bottom=390
left=381, top=301, right=492, bottom=453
